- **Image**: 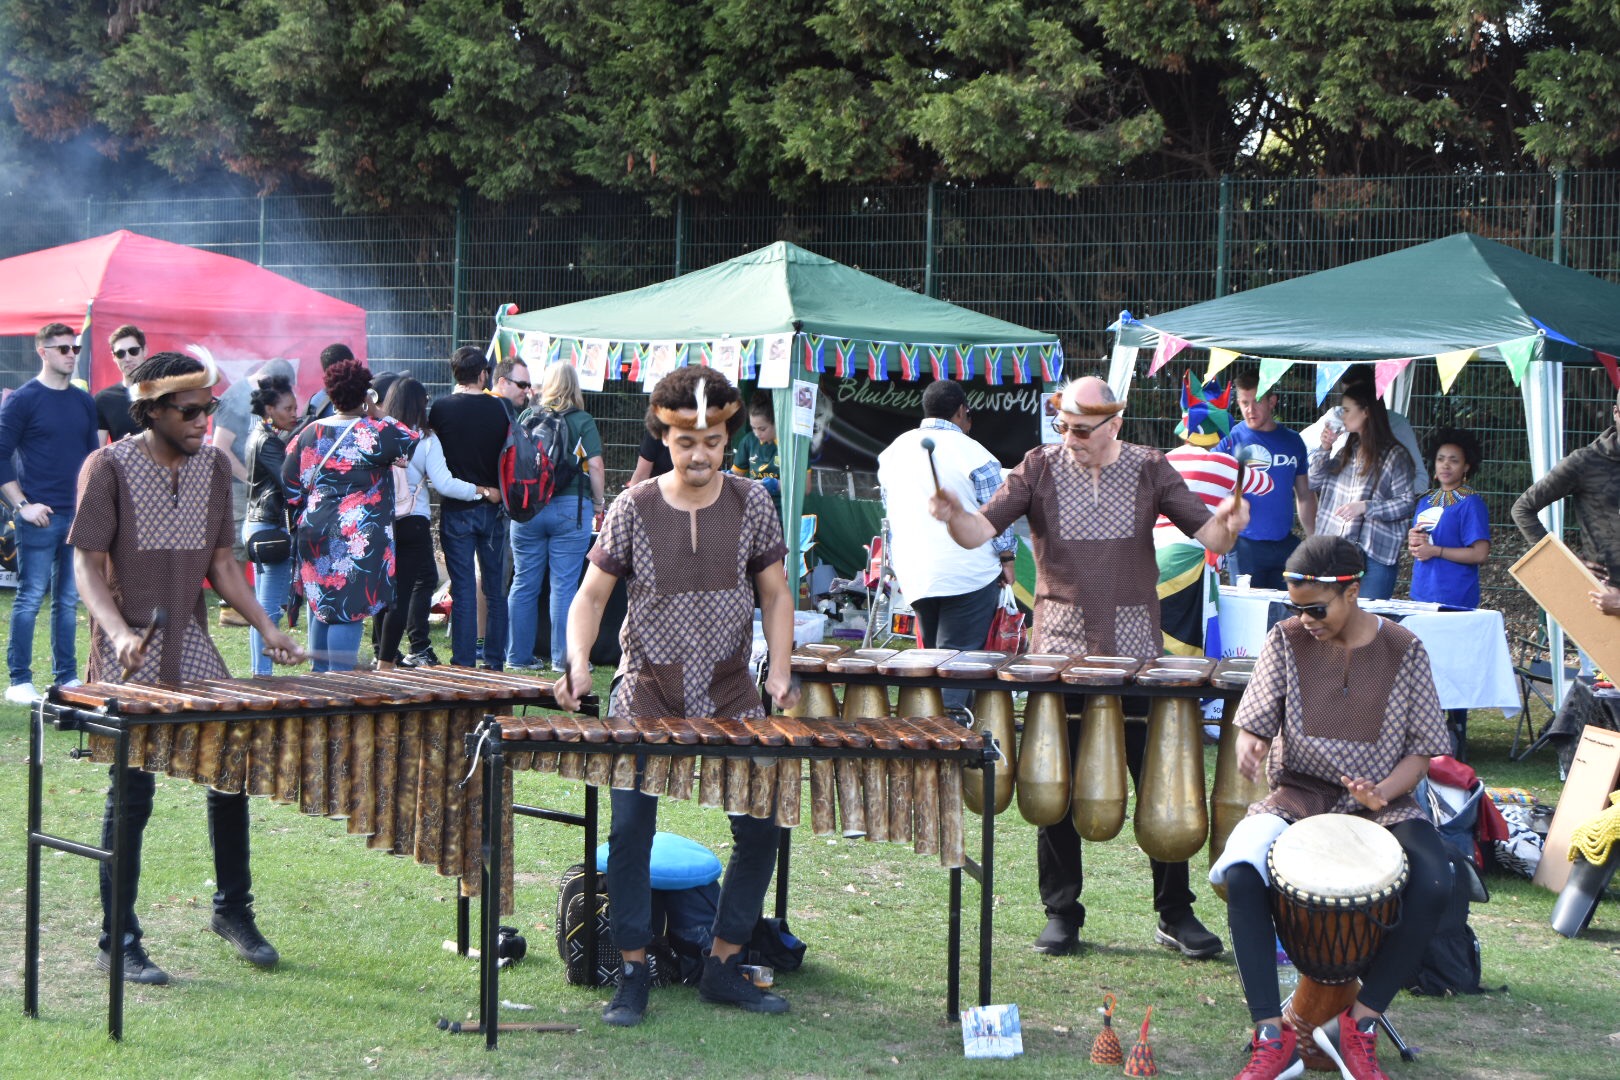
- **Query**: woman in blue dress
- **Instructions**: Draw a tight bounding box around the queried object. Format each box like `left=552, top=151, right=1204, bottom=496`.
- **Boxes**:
left=282, top=359, right=419, bottom=671
left=1407, top=427, right=1490, bottom=758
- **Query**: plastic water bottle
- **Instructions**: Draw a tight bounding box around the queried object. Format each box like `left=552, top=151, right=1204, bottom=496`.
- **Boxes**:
left=1276, top=937, right=1298, bottom=991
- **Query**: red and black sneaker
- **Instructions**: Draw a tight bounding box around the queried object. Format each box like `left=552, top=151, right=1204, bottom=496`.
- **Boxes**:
left=1312, top=1009, right=1391, bottom=1080
left=1234, top=1023, right=1304, bottom=1080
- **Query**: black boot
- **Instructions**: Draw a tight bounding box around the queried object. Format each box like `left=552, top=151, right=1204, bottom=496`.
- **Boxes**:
left=603, top=959, right=651, bottom=1027
left=698, top=952, right=789, bottom=1014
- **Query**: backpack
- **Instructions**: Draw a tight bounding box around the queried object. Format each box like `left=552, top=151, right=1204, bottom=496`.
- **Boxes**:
left=525, top=407, right=582, bottom=507
left=498, top=414, right=549, bottom=523
left=555, top=863, right=675, bottom=987
left=1403, top=850, right=1489, bottom=997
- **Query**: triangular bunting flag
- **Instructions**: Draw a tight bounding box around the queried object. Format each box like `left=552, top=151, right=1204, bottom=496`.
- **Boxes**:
left=1148, top=334, right=1190, bottom=376
left=1530, top=317, right=1579, bottom=346
left=1315, top=361, right=1351, bottom=405
left=1206, top=348, right=1239, bottom=380
left=1434, top=349, right=1475, bottom=394
left=1373, top=357, right=1413, bottom=398
left=1595, top=350, right=1620, bottom=390
left=1497, top=335, right=1537, bottom=386
left=1254, top=358, right=1293, bottom=400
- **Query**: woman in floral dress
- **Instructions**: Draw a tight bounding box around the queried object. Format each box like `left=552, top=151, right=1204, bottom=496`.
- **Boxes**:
left=282, top=359, right=418, bottom=671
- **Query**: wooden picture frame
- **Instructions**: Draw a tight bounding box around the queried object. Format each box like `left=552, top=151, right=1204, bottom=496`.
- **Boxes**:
left=1508, top=534, right=1620, bottom=679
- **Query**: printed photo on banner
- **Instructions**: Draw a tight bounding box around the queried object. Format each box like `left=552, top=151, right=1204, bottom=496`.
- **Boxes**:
left=791, top=379, right=818, bottom=438
left=649, top=340, right=677, bottom=379
left=760, top=332, right=793, bottom=388
left=520, top=331, right=549, bottom=366
left=579, top=338, right=608, bottom=392
left=711, top=338, right=741, bottom=383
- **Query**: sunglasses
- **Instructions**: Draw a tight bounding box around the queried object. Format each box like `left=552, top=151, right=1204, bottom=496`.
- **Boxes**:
left=44, top=343, right=82, bottom=356
left=509, top=380, right=531, bottom=390
left=1050, top=415, right=1116, bottom=439
left=164, top=398, right=221, bottom=422
left=113, top=346, right=143, bottom=360
left=1280, top=601, right=1331, bottom=620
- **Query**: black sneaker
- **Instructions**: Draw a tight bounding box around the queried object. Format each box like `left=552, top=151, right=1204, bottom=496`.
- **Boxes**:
left=1033, top=915, right=1080, bottom=955
left=399, top=648, right=440, bottom=669
left=1155, top=912, right=1224, bottom=959
left=97, top=941, right=170, bottom=985
left=602, top=960, right=651, bottom=1027
left=210, top=911, right=280, bottom=968
left=697, top=952, right=789, bottom=1014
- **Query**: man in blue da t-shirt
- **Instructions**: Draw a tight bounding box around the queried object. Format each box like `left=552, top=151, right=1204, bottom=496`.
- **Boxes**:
left=1214, top=370, right=1317, bottom=589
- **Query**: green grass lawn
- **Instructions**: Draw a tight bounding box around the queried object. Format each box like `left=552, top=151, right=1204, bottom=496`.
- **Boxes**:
left=0, top=591, right=1616, bottom=1079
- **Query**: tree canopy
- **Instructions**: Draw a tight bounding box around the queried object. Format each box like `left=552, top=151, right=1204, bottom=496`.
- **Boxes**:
left=2, top=0, right=1612, bottom=212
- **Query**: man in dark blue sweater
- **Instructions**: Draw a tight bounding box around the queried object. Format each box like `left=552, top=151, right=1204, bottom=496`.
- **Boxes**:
left=0, top=322, right=99, bottom=703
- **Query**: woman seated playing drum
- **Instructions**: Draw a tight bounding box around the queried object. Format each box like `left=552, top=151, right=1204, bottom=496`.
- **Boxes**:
left=1210, top=535, right=1454, bottom=1080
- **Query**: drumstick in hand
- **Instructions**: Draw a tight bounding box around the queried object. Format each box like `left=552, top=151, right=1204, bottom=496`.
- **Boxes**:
left=120, top=607, right=166, bottom=683
left=920, top=437, right=943, bottom=495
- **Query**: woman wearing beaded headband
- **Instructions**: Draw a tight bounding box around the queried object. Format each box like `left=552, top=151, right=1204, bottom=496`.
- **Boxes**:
left=1211, top=536, right=1452, bottom=1080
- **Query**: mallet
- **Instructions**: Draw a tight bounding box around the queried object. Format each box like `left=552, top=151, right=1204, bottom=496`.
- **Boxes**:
left=920, top=436, right=943, bottom=495
left=119, top=607, right=166, bottom=682
left=435, top=1018, right=579, bottom=1035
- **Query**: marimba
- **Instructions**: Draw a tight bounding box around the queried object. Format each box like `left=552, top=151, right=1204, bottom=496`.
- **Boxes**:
left=24, top=667, right=595, bottom=1041
left=463, top=712, right=999, bottom=1049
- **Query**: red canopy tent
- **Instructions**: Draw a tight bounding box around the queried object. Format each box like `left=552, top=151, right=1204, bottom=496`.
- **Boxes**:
left=0, top=230, right=366, bottom=404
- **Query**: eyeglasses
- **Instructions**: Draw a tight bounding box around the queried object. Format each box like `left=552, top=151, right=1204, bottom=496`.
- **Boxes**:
left=1280, top=601, right=1331, bottom=620
left=509, top=380, right=531, bottom=390
left=163, top=398, right=221, bottom=422
left=1050, top=415, right=1116, bottom=439
left=113, top=346, right=143, bottom=360
left=43, top=343, right=81, bottom=356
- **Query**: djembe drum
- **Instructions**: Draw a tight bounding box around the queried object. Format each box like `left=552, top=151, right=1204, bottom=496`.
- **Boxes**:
left=1268, top=814, right=1408, bottom=1071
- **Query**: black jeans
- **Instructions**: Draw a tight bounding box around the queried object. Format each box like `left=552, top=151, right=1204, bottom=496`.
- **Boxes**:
left=98, top=766, right=255, bottom=949
left=379, top=515, right=438, bottom=663
left=911, top=577, right=1002, bottom=711
left=1036, top=712, right=1197, bottom=927
left=606, top=784, right=779, bottom=954
left=1226, top=817, right=1451, bottom=1023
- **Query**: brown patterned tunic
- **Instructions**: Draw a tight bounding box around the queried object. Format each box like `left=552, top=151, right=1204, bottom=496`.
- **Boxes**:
left=68, top=439, right=236, bottom=685
left=589, top=475, right=787, bottom=720
left=1232, top=617, right=1453, bottom=827
left=981, top=441, right=1211, bottom=659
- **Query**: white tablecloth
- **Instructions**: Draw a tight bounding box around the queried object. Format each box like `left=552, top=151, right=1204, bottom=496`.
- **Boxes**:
left=1216, top=586, right=1520, bottom=714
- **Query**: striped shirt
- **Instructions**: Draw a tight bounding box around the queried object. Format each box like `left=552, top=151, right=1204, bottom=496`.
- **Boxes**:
left=1154, top=445, right=1275, bottom=550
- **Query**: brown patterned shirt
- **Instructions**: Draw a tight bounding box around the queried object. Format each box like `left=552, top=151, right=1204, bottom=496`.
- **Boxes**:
left=1232, top=617, right=1453, bottom=827
left=980, top=441, right=1211, bottom=658
left=589, top=474, right=787, bottom=720
left=68, top=439, right=236, bottom=685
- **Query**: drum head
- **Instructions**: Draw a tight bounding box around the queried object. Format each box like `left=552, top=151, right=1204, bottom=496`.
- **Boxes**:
left=1269, top=814, right=1405, bottom=900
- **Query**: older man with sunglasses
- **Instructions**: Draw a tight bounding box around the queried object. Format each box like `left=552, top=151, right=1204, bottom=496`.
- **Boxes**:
left=931, top=375, right=1249, bottom=960
left=0, top=322, right=99, bottom=704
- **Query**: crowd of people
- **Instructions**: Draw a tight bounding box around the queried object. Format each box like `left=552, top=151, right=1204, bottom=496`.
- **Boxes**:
left=7, top=319, right=1620, bottom=1078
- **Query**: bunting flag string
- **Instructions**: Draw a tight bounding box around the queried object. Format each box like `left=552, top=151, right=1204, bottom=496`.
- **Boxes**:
left=865, top=341, right=886, bottom=381
left=1010, top=345, right=1031, bottom=384
left=898, top=342, right=921, bottom=381
left=1497, top=335, right=1538, bottom=387
left=1434, top=348, right=1475, bottom=394
left=1373, top=357, right=1413, bottom=398
left=1255, top=358, right=1294, bottom=400
left=1148, top=333, right=1190, bottom=375
left=1595, top=350, right=1620, bottom=390
left=1206, top=348, right=1239, bottom=381
left=1314, top=361, right=1351, bottom=405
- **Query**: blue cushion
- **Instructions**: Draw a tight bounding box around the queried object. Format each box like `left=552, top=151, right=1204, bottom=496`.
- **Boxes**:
left=595, top=832, right=723, bottom=890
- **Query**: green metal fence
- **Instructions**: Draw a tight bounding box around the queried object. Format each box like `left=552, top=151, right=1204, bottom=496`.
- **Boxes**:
left=5, top=172, right=1619, bottom=612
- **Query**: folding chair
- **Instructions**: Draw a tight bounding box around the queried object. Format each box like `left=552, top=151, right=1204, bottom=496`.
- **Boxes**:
left=1510, top=633, right=1579, bottom=760
left=861, top=518, right=912, bottom=648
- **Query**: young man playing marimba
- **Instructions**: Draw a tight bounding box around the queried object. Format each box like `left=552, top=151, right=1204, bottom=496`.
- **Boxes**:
left=71, top=352, right=305, bottom=985
left=557, top=365, right=801, bottom=1027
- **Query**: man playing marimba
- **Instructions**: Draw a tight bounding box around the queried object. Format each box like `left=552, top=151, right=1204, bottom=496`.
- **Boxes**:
left=557, top=365, right=801, bottom=1027
left=930, top=375, right=1248, bottom=959
left=70, top=352, right=304, bottom=986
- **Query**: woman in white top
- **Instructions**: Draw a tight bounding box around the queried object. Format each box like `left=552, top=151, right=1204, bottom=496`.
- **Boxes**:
left=376, top=377, right=499, bottom=668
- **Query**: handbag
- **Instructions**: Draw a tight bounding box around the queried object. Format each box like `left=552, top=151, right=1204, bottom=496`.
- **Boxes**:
left=984, top=584, right=1027, bottom=653
left=244, top=427, right=292, bottom=565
